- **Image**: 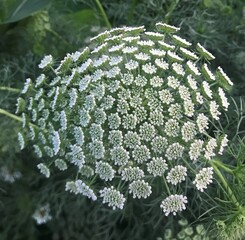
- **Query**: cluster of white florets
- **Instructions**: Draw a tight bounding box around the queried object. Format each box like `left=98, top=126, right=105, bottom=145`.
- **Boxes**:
left=17, top=22, right=232, bottom=216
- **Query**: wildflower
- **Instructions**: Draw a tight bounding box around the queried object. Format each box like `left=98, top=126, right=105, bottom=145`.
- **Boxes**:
left=196, top=43, right=215, bottom=60
left=37, top=163, right=50, bottom=178
left=147, top=157, right=168, bottom=176
left=218, top=134, right=228, bottom=155
left=189, top=140, right=204, bottom=161
left=121, top=167, right=145, bottom=181
left=193, top=167, right=213, bottom=192
left=38, top=55, right=53, bottom=69
left=160, top=195, right=188, bottom=216
left=95, top=161, right=115, bottom=181
left=17, top=22, right=232, bottom=213
left=100, top=187, right=126, bottom=210
left=18, top=132, right=25, bottom=150
left=167, top=165, right=187, bottom=185
left=55, top=159, right=67, bottom=171
left=129, top=180, right=152, bottom=199
left=204, top=138, right=217, bottom=160
left=33, top=204, right=52, bottom=224
left=218, top=87, right=229, bottom=111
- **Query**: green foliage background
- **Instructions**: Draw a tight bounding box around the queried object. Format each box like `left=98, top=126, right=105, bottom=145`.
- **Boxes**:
left=0, top=0, right=244, bottom=239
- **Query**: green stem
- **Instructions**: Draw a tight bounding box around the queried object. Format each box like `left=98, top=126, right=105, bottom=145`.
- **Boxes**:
left=163, top=175, right=171, bottom=196
left=165, top=0, right=180, bottom=23
left=212, top=159, right=234, bottom=174
left=0, top=108, right=39, bottom=130
left=94, top=0, right=111, bottom=29
left=0, top=86, right=21, bottom=93
left=210, top=160, right=240, bottom=208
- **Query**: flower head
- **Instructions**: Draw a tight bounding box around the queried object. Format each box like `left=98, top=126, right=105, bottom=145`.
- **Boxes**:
left=17, top=22, right=232, bottom=213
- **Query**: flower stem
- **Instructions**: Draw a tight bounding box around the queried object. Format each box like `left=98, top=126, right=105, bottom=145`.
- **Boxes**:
left=210, top=160, right=240, bottom=208
left=94, top=0, right=111, bottom=29
left=163, top=175, right=171, bottom=196
left=0, top=108, right=39, bottom=130
left=0, top=86, right=20, bottom=93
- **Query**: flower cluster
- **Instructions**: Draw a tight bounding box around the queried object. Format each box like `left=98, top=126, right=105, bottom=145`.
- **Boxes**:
left=17, top=22, right=232, bottom=215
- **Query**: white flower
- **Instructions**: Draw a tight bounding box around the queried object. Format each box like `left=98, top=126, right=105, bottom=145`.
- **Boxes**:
left=106, top=66, right=121, bottom=78
left=156, top=22, right=180, bottom=33
left=196, top=113, right=209, bottom=133
left=202, top=81, right=213, bottom=99
left=172, top=62, right=185, bottom=76
left=189, top=140, right=204, bottom=161
left=218, top=134, right=228, bottom=155
left=132, top=145, right=151, bottom=164
left=217, top=66, right=233, bottom=86
left=37, top=163, right=50, bottom=178
left=155, top=58, right=169, bottom=70
left=167, top=76, right=180, bottom=89
left=137, top=40, right=155, bottom=46
left=108, top=43, right=125, bottom=52
left=55, top=159, right=67, bottom=171
left=33, top=204, right=52, bottom=224
left=202, top=63, right=215, bottom=81
left=167, top=51, right=184, bottom=62
left=38, top=55, right=53, bottom=69
left=75, top=180, right=97, bottom=200
left=135, top=52, right=150, bottom=61
left=167, top=165, right=187, bottom=185
left=181, top=122, right=196, bottom=142
left=100, top=187, right=126, bottom=210
left=95, top=161, right=115, bottom=181
left=165, top=143, right=184, bottom=160
left=122, top=46, right=138, bottom=54
left=52, top=131, right=61, bottom=155
left=218, top=87, right=229, bottom=111
left=204, top=138, right=217, bottom=160
left=179, top=47, right=198, bottom=60
left=110, top=146, right=129, bottom=166
left=164, top=119, right=180, bottom=137
left=209, top=101, right=221, bottom=120
left=160, top=195, right=188, bottom=216
left=158, top=40, right=175, bottom=50
left=186, top=61, right=201, bottom=76
left=142, top=63, right=157, bottom=74
left=109, top=56, right=123, bottom=66
left=147, top=157, right=168, bottom=176
left=77, top=59, right=92, bottom=73
left=150, top=76, right=164, bottom=87
left=197, top=43, right=215, bottom=60
left=150, top=48, right=166, bottom=56
left=122, top=36, right=140, bottom=42
left=18, top=132, right=25, bottom=150
left=179, top=85, right=191, bottom=101
left=193, top=167, right=213, bottom=192
left=21, top=78, right=32, bottom=94
left=184, top=100, right=195, bottom=117
left=125, top=59, right=139, bottom=70
left=159, top=89, right=174, bottom=104
left=121, top=166, right=145, bottom=181
left=129, top=180, right=152, bottom=199
left=172, top=35, right=192, bottom=47
left=187, top=75, right=197, bottom=90
left=151, top=136, right=168, bottom=153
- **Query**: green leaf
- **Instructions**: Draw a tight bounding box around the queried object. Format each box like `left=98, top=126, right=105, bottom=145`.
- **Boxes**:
left=0, top=0, right=51, bottom=24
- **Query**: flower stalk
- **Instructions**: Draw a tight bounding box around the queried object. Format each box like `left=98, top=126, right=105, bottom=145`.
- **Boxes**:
left=210, top=160, right=240, bottom=209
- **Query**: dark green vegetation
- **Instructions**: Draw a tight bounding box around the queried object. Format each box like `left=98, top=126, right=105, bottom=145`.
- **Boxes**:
left=0, top=0, right=245, bottom=239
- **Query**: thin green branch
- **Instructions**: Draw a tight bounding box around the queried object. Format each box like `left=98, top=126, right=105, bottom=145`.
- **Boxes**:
left=163, top=175, right=171, bottom=196
left=0, top=108, right=39, bottom=130
left=94, top=0, right=111, bottom=29
left=210, top=160, right=240, bottom=209
left=0, top=86, right=21, bottom=93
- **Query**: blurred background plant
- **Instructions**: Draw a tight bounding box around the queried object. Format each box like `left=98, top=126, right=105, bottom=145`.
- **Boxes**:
left=0, top=0, right=244, bottom=239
